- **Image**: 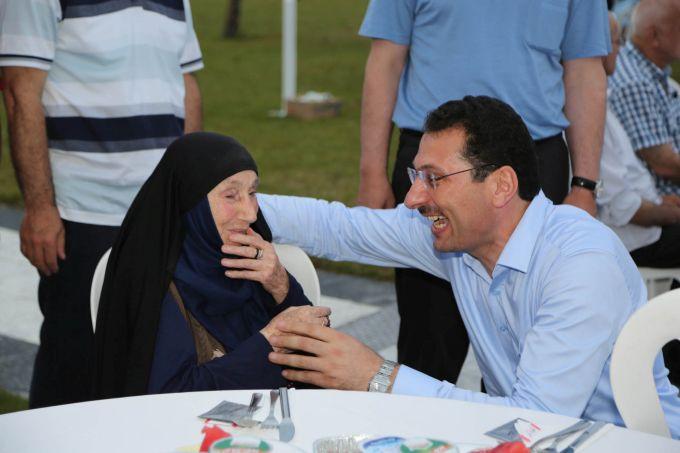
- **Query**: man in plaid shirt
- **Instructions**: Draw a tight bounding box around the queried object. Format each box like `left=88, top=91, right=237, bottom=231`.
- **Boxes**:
left=608, top=0, right=680, bottom=196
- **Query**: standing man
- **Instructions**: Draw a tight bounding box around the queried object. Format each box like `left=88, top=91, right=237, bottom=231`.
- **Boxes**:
left=356, top=0, right=610, bottom=384
left=0, top=0, right=203, bottom=407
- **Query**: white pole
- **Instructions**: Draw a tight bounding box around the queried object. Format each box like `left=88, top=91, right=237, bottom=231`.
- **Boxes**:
left=282, top=0, right=297, bottom=115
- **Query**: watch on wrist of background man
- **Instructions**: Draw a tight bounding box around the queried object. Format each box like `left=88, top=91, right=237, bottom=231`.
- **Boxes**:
left=571, top=176, right=603, bottom=198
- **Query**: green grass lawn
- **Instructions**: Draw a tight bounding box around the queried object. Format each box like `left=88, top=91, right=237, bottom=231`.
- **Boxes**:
left=0, top=0, right=679, bottom=270
left=0, top=0, right=397, bottom=279
left=0, top=388, right=28, bottom=414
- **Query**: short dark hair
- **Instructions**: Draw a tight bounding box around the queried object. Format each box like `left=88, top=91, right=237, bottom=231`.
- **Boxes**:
left=423, top=96, right=540, bottom=201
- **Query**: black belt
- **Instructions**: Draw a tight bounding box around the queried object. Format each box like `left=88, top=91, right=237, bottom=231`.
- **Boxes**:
left=533, top=133, right=564, bottom=146
left=400, top=128, right=423, bottom=139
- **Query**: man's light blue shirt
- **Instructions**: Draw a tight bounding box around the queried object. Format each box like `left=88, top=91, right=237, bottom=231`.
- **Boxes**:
left=258, top=192, right=680, bottom=438
left=359, top=0, right=610, bottom=139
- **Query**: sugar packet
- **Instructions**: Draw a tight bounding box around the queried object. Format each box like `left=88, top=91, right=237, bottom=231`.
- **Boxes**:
left=485, top=418, right=541, bottom=445
left=199, top=400, right=260, bottom=424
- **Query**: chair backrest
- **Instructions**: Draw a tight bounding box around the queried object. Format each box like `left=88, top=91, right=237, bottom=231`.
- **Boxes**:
left=89, top=244, right=321, bottom=331
left=273, top=243, right=321, bottom=305
left=610, top=288, right=680, bottom=438
left=637, top=267, right=680, bottom=299
left=90, top=247, right=111, bottom=331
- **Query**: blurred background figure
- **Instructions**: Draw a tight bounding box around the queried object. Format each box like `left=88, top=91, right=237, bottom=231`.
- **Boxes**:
left=608, top=0, right=680, bottom=197
left=355, top=0, right=610, bottom=386
left=612, top=0, right=640, bottom=38
left=0, top=0, right=203, bottom=407
left=597, top=11, right=680, bottom=388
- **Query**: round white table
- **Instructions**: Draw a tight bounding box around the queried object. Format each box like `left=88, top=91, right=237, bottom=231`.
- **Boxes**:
left=0, top=389, right=677, bottom=452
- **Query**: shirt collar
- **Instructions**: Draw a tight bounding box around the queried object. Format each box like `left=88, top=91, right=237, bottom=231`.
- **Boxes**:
left=625, top=41, right=671, bottom=84
left=494, top=191, right=551, bottom=274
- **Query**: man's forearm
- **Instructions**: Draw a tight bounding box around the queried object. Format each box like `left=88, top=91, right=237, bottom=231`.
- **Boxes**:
left=563, top=58, right=607, bottom=181
left=638, top=145, right=680, bottom=183
left=183, top=72, right=202, bottom=134
left=359, top=40, right=407, bottom=179
left=3, top=68, right=54, bottom=209
left=631, top=200, right=680, bottom=226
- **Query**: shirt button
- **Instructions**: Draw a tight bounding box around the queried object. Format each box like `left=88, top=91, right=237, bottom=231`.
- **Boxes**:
left=499, top=326, right=508, bottom=332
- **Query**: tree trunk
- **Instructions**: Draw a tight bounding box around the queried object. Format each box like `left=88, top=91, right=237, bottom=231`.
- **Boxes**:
left=223, top=0, right=241, bottom=39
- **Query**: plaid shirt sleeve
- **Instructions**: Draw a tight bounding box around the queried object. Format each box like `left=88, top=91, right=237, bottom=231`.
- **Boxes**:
left=608, top=82, right=672, bottom=152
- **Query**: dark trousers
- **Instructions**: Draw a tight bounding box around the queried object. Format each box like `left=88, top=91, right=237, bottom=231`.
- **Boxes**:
left=630, top=225, right=680, bottom=388
left=391, top=130, right=568, bottom=383
left=29, top=220, right=119, bottom=408
left=534, top=134, right=569, bottom=204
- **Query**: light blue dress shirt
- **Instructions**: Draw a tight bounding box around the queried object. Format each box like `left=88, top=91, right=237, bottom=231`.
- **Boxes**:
left=359, top=0, right=611, bottom=139
left=258, top=192, right=680, bottom=438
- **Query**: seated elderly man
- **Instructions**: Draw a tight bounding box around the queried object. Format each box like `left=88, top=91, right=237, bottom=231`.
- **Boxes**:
left=599, top=13, right=680, bottom=387
left=242, top=96, right=680, bottom=437
left=608, top=0, right=680, bottom=196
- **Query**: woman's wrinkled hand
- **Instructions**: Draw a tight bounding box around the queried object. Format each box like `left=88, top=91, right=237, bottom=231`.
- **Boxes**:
left=221, top=228, right=290, bottom=303
left=260, top=306, right=332, bottom=352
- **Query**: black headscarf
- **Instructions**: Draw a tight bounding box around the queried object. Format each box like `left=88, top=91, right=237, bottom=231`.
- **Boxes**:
left=93, top=132, right=271, bottom=399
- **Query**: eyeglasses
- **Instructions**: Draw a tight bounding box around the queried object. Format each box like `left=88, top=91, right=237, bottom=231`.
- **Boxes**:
left=407, top=163, right=497, bottom=190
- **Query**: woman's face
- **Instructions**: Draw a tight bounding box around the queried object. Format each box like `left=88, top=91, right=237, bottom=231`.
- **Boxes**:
left=207, top=170, right=259, bottom=246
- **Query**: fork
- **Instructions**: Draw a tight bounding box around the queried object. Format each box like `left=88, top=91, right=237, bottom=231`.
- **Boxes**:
left=235, top=392, right=262, bottom=428
left=529, top=419, right=591, bottom=452
left=540, top=429, right=585, bottom=453
left=261, top=389, right=280, bottom=429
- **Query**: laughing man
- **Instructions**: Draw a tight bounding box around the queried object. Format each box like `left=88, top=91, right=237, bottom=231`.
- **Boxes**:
left=240, top=96, right=680, bottom=436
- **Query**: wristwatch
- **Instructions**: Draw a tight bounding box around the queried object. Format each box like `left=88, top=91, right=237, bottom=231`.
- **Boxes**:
left=571, top=176, right=603, bottom=198
left=367, top=359, right=397, bottom=393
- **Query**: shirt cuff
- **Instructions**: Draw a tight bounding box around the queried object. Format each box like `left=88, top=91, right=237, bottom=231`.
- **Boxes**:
left=392, top=365, right=446, bottom=398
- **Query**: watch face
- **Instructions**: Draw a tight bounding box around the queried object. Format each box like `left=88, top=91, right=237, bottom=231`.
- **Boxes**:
left=595, top=181, right=603, bottom=198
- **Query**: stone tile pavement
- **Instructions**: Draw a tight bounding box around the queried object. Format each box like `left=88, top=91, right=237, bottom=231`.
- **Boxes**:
left=0, top=206, right=480, bottom=400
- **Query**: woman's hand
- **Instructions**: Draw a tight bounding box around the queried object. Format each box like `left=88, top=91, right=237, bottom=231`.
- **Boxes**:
left=221, top=228, right=291, bottom=303
left=260, top=306, right=332, bottom=352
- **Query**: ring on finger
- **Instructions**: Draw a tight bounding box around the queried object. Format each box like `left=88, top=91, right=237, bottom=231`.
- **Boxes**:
left=254, top=248, right=264, bottom=260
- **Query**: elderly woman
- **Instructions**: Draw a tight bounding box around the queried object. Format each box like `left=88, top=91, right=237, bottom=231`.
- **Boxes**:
left=93, top=133, right=328, bottom=398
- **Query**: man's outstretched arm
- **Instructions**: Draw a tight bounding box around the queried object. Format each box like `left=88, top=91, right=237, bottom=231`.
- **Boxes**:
left=258, top=193, right=446, bottom=279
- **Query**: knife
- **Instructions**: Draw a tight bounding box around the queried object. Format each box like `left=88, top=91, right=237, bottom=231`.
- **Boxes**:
left=278, top=387, right=295, bottom=442
left=560, top=421, right=607, bottom=453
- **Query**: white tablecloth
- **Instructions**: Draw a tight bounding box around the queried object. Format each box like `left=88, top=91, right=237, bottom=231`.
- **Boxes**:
left=0, top=389, right=678, bottom=452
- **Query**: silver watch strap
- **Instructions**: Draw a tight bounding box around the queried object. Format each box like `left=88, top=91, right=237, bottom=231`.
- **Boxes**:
left=368, top=359, right=397, bottom=392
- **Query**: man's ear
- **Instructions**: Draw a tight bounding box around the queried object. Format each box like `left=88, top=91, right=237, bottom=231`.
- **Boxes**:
left=489, top=166, right=518, bottom=208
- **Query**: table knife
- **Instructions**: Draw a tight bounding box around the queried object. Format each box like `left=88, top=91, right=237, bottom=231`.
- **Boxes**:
left=560, top=421, right=607, bottom=453
left=278, top=387, right=295, bottom=442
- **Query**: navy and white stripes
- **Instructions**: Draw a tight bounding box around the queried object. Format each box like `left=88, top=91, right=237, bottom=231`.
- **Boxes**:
left=0, top=0, right=203, bottom=225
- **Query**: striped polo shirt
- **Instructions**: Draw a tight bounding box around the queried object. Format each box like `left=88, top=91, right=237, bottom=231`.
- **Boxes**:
left=0, top=0, right=203, bottom=225
left=608, top=42, right=680, bottom=196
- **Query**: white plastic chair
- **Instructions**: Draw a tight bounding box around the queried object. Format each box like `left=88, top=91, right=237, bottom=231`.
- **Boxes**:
left=272, top=243, right=321, bottom=305
left=610, top=288, right=680, bottom=438
left=90, top=248, right=111, bottom=331
left=89, top=243, right=321, bottom=331
left=638, top=267, right=680, bottom=299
